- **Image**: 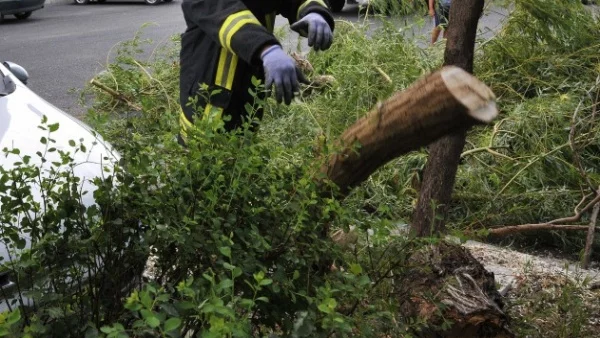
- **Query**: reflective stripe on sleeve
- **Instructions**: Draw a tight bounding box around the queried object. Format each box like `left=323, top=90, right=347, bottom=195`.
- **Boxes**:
left=297, top=0, right=328, bottom=20
left=219, top=10, right=261, bottom=54
left=215, top=47, right=238, bottom=91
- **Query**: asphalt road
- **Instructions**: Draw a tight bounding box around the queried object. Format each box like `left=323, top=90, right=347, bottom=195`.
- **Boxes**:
left=1, top=1, right=187, bottom=116
left=1, top=1, right=507, bottom=116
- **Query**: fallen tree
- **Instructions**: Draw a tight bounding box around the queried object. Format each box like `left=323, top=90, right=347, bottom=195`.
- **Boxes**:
left=53, top=1, right=599, bottom=337
left=320, top=1, right=513, bottom=336
left=314, top=6, right=514, bottom=331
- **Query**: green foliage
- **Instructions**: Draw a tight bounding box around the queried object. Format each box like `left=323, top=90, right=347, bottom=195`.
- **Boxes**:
left=506, top=274, right=600, bottom=338
left=2, top=0, right=600, bottom=336
left=2, top=23, right=432, bottom=337
left=455, top=0, right=600, bottom=251
left=361, top=0, right=429, bottom=17
left=0, top=119, right=147, bottom=336
left=477, top=0, right=600, bottom=101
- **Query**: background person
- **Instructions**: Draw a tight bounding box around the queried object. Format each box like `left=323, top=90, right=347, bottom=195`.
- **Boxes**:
left=429, top=0, right=451, bottom=44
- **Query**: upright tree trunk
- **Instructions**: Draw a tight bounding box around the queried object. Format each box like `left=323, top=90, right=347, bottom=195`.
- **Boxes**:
left=411, top=0, right=485, bottom=237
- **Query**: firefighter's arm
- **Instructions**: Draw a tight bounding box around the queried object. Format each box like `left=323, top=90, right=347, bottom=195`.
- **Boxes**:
left=283, top=0, right=335, bottom=34
left=181, top=0, right=280, bottom=65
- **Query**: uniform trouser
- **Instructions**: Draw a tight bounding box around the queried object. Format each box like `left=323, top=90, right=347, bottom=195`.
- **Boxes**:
left=178, top=98, right=265, bottom=146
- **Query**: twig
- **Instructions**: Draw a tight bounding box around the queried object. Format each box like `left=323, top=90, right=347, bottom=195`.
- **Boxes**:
left=574, top=192, right=594, bottom=214
left=588, top=75, right=600, bottom=122
left=550, top=192, right=600, bottom=224
left=591, top=88, right=599, bottom=121
left=488, top=224, right=591, bottom=237
left=489, top=119, right=506, bottom=147
left=89, top=79, right=142, bottom=111
left=490, top=188, right=600, bottom=237
left=569, top=100, right=595, bottom=192
left=132, top=59, right=154, bottom=81
left=375, top=66, right=393, bottom=84
left=582, top=188, right=599, bottom=269
left=496, top=143, right=569, bottom=196
left=460, top=146, right=514, bottom=161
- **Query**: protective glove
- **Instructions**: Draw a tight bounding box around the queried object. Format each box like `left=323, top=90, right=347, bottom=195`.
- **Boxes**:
left=261, top=45, right=308, bottom=105
left=290, top=13, right=333, bottom=51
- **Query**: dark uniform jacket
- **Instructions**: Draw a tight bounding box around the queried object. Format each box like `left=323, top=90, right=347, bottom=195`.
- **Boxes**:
left=179, top=0, right=335, bottom=140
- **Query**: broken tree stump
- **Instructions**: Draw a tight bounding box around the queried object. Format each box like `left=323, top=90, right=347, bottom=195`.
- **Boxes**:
left=398, top=241, right=513, bottom=338
left=322, top=66, right=497, bottom=194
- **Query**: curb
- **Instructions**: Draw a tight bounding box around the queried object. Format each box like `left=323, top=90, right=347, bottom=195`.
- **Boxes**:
left=45, top=0, right=72, bottom=5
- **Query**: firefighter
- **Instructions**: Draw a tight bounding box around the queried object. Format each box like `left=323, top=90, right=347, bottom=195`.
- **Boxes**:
left=178, top=0, right=335, bottom=144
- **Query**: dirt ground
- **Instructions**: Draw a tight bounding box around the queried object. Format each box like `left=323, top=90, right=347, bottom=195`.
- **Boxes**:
left=462, top=240, right=600, bottom=290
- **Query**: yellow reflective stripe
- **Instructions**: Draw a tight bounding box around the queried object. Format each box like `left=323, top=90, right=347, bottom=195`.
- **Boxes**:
left=215, top=48, right=228, bottom=87
left=203, top=104, right=224, bottom=121
left=225, top=18, right=261, bottom=51
left=215, top=48, right=238, bottom=90
left=179, top=111, right=191, bottom=142
left=265, top=12, right=276, bottom=33
left=203, top=103, right=214, bottom=118
left=180, top=128, right=187, bottom=142
left=219, top=10, right=261, bottom=53
left=180, top=111, right=193, bottom=129
left=297, top=0, right=328, bottom=20
left=219, top=11, right=251, bottom=47
left=226, top=56, right=238, bottom=90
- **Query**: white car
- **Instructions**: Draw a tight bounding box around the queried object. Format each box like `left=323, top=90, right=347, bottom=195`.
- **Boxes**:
left=0, top=61, right=120, bottom=312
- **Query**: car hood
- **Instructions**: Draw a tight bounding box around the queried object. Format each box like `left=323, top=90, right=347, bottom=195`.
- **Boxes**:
left=0, top=63, right=120, bottom=264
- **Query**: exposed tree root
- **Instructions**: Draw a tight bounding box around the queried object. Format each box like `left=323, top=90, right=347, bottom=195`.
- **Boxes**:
left=398, top=241, right=514, bottom=337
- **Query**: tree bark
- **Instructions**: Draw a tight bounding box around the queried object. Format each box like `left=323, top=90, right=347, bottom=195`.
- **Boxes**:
left=488, top=224, right=591, bottom=237
left=411, top=0, right=485, bottom=237
left=582, top=201, right=599, bottom=269
left=322, top=66, right=496, bottom=195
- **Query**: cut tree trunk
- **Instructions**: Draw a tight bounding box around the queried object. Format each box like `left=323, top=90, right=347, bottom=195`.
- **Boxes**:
left=398, top=241, right=514, bottom=338
left=315, top=3, right=507, bottom=335
left=319, top=65, right=511, bottom=337
left=411, top=0, right=485, bottom=236
left=323, top=1, right=510, bottom=336
left=321, top=66, right=496, bottom=195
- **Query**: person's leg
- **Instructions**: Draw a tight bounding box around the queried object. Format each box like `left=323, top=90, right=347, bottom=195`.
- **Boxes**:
left=431, top=26, right=442, bottom=44
left=431, top=12, right=441, bottom=44
left=439, top=5, right=450, bottom=40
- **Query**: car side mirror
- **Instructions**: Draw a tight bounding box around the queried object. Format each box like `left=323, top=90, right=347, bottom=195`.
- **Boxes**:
left=2, top=61, right=29, bottom=85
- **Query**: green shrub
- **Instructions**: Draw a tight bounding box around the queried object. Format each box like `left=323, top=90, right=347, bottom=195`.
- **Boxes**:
left=2, top=0, right=600, bottom=336
left=0, top=118, right=147, bottom=336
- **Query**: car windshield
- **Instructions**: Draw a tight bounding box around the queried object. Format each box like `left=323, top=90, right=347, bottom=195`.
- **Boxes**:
left=0, top=68, right=16, bottom=97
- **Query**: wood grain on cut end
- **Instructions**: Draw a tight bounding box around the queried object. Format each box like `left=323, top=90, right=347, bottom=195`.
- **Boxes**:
left=441, top=66, right=497, bottom=123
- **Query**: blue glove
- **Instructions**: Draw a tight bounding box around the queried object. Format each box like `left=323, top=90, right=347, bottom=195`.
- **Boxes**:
left=290, top=13, right=333, bottom=51
left=261, top=45, right=308, bottom=105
